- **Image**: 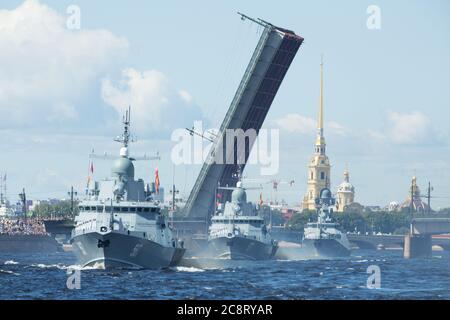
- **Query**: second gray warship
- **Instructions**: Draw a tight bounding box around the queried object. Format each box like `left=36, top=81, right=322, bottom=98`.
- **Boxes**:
left=70, top=108, right=185, bottom=269
left=302, top=188, right=351, bottom=258
left=207, top=175, right=277, bottom=260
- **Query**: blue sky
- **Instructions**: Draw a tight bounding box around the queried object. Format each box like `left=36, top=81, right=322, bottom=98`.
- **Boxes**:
left=0, top=0, right=449, bottom=209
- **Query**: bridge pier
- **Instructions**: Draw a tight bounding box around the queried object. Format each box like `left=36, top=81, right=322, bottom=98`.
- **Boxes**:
left=403, top=234, right=432, bottom=259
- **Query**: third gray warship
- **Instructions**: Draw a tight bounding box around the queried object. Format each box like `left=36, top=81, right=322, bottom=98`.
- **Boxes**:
left=302, top=188, right=351, bottom=258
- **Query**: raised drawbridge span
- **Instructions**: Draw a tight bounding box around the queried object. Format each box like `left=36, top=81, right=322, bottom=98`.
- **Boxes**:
left=184, top=14, right=304, bottom=219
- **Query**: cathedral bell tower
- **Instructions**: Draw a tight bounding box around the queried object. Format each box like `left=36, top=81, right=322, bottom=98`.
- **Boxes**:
left=302, top=58, right=331, bottom=211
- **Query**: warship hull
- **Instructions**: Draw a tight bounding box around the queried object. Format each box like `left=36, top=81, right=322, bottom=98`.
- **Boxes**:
left=71, top=232, right=185, bottom=269
left=302, top=238, right=351, bottom=258
left=208, top=236, right=277, bottom=260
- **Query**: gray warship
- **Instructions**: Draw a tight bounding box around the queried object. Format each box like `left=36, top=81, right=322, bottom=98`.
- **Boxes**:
left=207, top=176, right=277, bottom=260
left=70, top=109, right=185, bottom=269
left=302, top=188, right=351, bottom=258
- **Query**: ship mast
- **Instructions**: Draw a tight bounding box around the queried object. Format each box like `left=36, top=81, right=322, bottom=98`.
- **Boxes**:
left=114, top=106, right=134, bottom=149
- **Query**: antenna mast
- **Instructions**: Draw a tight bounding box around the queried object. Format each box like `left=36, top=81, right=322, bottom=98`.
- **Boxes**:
left=114, top=106, right=133, bottom=147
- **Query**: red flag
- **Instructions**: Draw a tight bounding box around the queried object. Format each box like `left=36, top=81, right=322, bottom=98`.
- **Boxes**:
left=155, top=167, right=160, bottom=194
left=90, top=162, right=94, bottom=174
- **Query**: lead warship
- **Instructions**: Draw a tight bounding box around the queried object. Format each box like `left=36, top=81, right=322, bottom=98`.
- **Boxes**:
left=208, top=175, right=277, bottom=260
left=302, top=188, right=351, bottom=258
left=70, top=109, right=185, bottom=269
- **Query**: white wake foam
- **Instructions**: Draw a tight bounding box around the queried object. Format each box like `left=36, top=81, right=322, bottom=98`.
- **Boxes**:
left=174, top=266, right=205, bottom=272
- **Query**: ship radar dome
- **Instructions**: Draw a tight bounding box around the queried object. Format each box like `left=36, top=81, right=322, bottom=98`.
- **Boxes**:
left=231, top=187, right=247, bottom=204
left=320, top=188, right=332, bottom=200
left=112, top=157, right=134, bottom=180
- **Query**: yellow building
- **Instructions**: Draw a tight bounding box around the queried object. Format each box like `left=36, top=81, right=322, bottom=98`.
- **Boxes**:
left=336, top=168, right=355, bottom=212
left=302, top=60, right=331, bottom=210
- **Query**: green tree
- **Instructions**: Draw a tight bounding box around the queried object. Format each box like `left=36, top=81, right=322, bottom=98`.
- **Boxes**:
left=287, top=210, right=316, bottom=230
left=334, top=211, right=367, bottom=234
left=286, top=209, right=413, bottom=234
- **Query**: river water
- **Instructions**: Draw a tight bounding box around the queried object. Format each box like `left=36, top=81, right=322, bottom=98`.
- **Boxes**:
left=1, top=249, right=449, bottom=299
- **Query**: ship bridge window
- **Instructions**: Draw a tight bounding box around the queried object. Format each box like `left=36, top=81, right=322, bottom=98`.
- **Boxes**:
left=137, top=207, right=143, bottom=212
left=143, top=208, right=150, bottom=213
left=121, top=207, right=129, bottom=212
left=79, top=207, right=84, bottom=212
left=113, top=207, right=120, bottom=212
left=105, top=206, right=111, bottom=212
left=130, top=207, right=136, bottom=212
left=90, top=206, right=96, bottom=211
left=151, top=208, right=156, bottom=213
left=96, top=206, right=103, bottom=212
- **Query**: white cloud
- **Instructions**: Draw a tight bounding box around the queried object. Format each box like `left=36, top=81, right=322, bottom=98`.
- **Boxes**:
left=274, top=113, right=316, bottom=134
left=274, top=113, right=347, bottom=136
left=327, top=121, right=347, bottom=137
left=178, top=90, right=193, bottom=104
left=366, top=129, right=386, bottom=141
left=101, top=68, right=204, bottom=136
left=0, top=0, right=128, bottom=128
left=387, top=111, right=435, bottom=145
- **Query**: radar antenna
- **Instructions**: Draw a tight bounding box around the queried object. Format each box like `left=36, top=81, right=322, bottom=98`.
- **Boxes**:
left=114, top=106, right=135, bottom=147
left=90, top=106, right=160, bottom=161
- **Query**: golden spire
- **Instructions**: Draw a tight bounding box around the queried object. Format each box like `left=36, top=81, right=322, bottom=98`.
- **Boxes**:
left=344, top=163, right=350, bottom=182
left=315, top=55, right=325, bottom=149
left=318, top=55, right=324, bottom=132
